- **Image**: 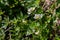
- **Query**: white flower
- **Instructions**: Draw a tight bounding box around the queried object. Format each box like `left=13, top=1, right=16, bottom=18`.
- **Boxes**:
left=35, top=30, right=39, bottom=35
left=22, top=19, right=25, bottom=22
left=27, top=7, right=35, bottom=14
left=22, top=19, right=27, bottom=23
left=33, top=14, right=44, bottom=19
left=21, top=4, right=24, bottom=6
left=28, top=7, right=35, bottom=12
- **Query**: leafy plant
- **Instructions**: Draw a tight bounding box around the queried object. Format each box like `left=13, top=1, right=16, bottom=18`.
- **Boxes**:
left=0, top=0, right=60, bottom=40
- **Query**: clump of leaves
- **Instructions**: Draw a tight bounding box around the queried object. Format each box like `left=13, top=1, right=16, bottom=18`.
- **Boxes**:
left=0, top=0, right=60, bottom=40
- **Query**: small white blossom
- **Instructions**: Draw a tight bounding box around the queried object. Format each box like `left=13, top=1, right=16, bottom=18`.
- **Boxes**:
left=22, top=19, right=27, bottom=23
left=22, top=19, right=25, bottom=22
left=28, top=7, right=35, bottom=14
left=22, top=4, right=24, bottom=6
left=28, top=7, right=35, bottom=12
left=35, top=30, right=39, bottom=35
left=34, top=14, right=44, bottom=19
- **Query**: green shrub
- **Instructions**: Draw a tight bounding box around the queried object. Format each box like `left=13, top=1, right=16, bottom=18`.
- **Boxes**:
left=0, top=0, right=60, bottom=40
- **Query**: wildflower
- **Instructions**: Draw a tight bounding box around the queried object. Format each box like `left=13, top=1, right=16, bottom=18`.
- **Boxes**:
left=28, top=7, right=35, bottom=14
left=33, top=14, right=43, bottom=19
left=22, top=19, right=27, bottom=24
left=35, top=30, right=39, bottom=35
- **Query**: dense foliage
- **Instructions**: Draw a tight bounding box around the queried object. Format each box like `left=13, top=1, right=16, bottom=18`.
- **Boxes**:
left=0, top=0, right=60, bottom=40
